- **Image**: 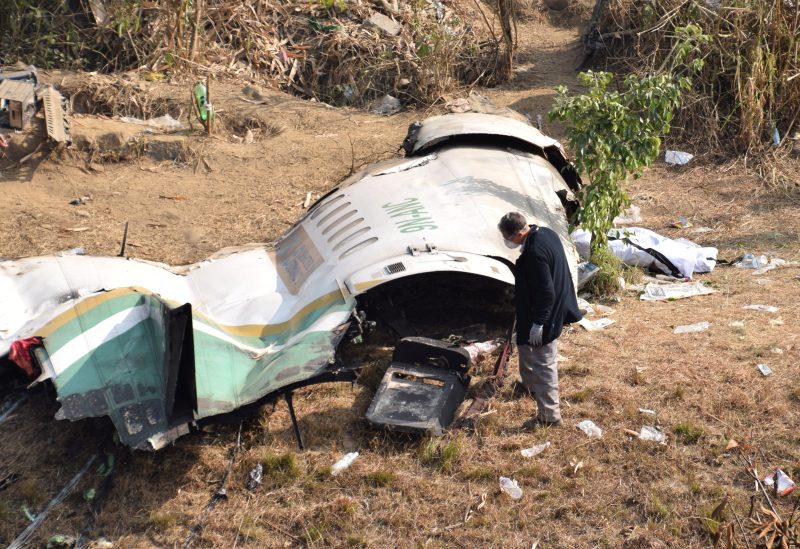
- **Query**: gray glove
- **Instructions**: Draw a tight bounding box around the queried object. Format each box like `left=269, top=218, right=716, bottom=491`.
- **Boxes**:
left=528, top=323, right=543, bottom=346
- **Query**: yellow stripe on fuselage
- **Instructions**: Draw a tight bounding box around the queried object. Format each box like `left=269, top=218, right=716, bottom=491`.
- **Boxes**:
left=37, top=287, right=349, bottom=340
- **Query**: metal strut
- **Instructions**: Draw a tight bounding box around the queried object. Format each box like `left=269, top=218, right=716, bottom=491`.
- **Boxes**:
left=284, top=392, right=304, bottom=450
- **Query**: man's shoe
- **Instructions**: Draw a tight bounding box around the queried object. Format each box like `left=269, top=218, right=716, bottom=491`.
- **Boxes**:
left=522, top=417, right=562, bottom=430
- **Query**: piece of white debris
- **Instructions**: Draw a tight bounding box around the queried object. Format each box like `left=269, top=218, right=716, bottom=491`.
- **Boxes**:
left=665, top=150, right=694, bottom=165
left=578, top=317, right=615, bottom=331
left=639, top=426, right=665, bottom=443
left=673, top=321, right=710, bottom=334
left=743, top=304, right=779, bottom=313
left=577, top=419, right=602, bottom=438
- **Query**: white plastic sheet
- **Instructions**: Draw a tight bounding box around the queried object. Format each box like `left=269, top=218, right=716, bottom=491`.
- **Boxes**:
left=640, top=281, right=715, bottom=301
left=572, top=227, right=717, bottom=279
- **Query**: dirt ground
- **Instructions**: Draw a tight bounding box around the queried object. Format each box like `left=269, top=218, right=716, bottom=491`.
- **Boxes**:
left=2, top=2, right=800, bottom=548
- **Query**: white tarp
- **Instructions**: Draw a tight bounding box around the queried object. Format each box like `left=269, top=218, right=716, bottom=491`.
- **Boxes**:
left=572, top=227, right=717, bottom=279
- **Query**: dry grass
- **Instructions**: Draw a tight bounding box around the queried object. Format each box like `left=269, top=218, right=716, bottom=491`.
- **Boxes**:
left=2, top=161, right=800, bottom=549
left=595, top=0, right=800, bottom=164
left=2, top=0, right=511, bottom=108
left=3, top=8, right=800, bottom=544
left=3, top=153, right=799, bottom=547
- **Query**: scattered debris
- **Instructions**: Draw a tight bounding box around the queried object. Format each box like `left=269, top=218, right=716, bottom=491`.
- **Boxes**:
left=462, top=339, right=500, bottom=362
left=769, top=318, right=784, bottom=326
left=577, top=317, right=615, bottom=331
left=753, top=258, right=787, bottom=275
left=119, top=114, right=185, bottom=132
left=763, top=469, right=796, bottom=496
left=743, top=304, right=779, bottom=313
left=577, top=419, right=602, bottom=438
left=520, top=441, right=550, bottom=458
left=689, top=226, right=713, bottom=234
left=733, top=253, right=789, bottom=275
left=735, top=252, right=768, bottom=269
left=331, top=452, right=359, bottom=476
left=672, top=215, right=692, bottom=229
left=367, top=12, right=402, bottom=36
left=757, top=364, right=773, bottom=377
left=725, top=439, right=738, bottom=451
left=246, top=463, right=263, bottom=491
left=370, top=94, right=401, bottom=116
left=673, top=321, right=710, bottom=334
left=664, top=150, right=694, bottom=165
left=638, top=408, right=656, bottom=415
left=728, top=320, right=745, bottom=328
left=638, top=426, right=665, bottom=443
left=612, top=204, right=641, bottom=225
left=577, top=262, right=599, bottom=288
left=640, top=281, right=715, bottom=301
left=499, top=476, right=523, bottom=499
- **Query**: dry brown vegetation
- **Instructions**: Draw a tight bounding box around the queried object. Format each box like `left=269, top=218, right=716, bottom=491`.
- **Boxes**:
left=2, top=1, right=800, bottom=548
left=0, top=0, right=512, bottom=107
left=593, top=0, right=800, bottom=162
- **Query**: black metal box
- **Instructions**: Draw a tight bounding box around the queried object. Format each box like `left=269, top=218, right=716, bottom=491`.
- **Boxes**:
left=365, top=338, right=471, bottom=436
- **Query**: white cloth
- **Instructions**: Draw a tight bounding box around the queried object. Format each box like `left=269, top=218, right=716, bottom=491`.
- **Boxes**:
left=571, top=227, right=717, bottom=279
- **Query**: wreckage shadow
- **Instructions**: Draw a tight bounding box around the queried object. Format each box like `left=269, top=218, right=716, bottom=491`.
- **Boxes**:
left=260, top=384, right=423, bottom=455
left=0, top=148, right=50, bottom=183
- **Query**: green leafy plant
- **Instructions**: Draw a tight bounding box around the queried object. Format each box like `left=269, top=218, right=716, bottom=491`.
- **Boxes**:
left=549, top=25, right=709, bottom=254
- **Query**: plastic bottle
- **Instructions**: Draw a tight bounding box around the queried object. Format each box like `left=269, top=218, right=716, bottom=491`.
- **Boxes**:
left=331, top=452, right=359, bottom=476
left=499, top=477, right=523, bottom=499
left=520, top=441, right=550, bottom=458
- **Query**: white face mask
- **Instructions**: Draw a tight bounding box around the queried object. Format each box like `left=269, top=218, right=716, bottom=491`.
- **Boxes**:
left=504, top=238, right=521, bottom=249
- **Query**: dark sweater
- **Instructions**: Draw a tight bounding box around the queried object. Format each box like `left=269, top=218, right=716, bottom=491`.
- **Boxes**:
left=514, top=225, right=582, bottom=345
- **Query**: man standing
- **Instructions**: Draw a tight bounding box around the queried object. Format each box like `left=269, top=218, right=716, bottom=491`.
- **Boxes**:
left=498, top=212, right=582, bottom=429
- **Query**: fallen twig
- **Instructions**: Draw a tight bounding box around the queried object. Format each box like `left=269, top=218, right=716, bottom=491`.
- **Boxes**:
left=183, top=423, right=242, bottom=548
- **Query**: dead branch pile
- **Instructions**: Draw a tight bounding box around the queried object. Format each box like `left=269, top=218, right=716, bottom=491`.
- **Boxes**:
left=0, top=1, right=510, bottom=107
left=587, top=0, right=800, bottom=156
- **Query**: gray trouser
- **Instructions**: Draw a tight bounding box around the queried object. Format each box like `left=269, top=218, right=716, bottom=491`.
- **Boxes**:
left=517, top=340, right=560, bottom=422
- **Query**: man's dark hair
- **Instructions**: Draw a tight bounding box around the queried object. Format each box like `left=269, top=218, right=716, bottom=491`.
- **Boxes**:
left=498, top=212, right=527, bottom=237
